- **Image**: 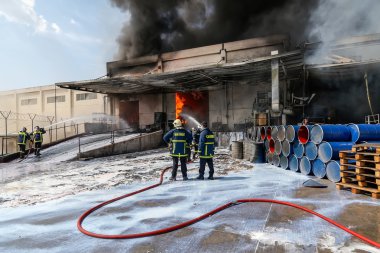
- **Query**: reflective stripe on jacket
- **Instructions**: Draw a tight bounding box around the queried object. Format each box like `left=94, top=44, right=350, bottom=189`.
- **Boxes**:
left=33, top=130, right=44, bottom=143
left=17, top=131, right=29, bottom=145
left=163, top=128, right=193, bottom=157
left=198, top=128, right=215, bottom=158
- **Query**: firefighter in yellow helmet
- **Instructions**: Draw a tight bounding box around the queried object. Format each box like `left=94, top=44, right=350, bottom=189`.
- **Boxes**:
left=163, top=119, right=193, bottom=181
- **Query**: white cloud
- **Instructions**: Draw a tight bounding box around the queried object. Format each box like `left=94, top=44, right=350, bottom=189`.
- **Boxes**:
left=0, top=1, right=98, bottom=43
left=0, top=0, right=57, bottom=33
left=51, top=22, right=60, bottom=33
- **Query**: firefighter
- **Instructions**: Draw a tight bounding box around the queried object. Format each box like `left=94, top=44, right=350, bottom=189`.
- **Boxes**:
left=163, top=119, right=193, bottom=181
left=17, top=127, right=31, bottom=158
left=197, top=121, right=215, bottom=180
left=31, top=126, right=46, bottom=156
left=191, top=126, right=201, bottom=160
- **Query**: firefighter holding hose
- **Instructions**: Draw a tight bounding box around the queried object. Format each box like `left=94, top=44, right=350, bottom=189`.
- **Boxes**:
left=163, top=119, right=193, bottom=181
left=31, top=126, right=46, bottom=156
left=17, top=127, right=31, bottom=159
left=197, top=121, right=215, bottom=180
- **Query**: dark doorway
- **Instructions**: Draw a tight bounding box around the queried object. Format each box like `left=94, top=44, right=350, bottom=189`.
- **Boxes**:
left=119, top=100, right=139, bottom=129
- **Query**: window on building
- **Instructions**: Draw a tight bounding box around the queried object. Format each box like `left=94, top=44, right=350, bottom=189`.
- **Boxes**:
left=47, top=95, right=65, bottom=103
left=76, top=93, right=97, bottom=101
left=21, top=98, right=37, bottom=106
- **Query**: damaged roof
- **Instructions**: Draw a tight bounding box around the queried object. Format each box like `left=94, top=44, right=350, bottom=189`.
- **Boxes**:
left=56, top=34, right=380, bottom=94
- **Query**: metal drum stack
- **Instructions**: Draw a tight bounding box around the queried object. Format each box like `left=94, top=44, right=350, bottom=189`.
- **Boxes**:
left=261, top=123, right=380, bottom=184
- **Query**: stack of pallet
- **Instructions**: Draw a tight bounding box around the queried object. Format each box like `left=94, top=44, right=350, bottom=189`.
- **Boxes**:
left=337, top=143, right=380, bottom=199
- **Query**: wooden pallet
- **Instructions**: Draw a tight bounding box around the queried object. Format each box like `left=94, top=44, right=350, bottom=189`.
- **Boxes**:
left=339, top=150, right=355, bottom=159
left=340, top=158, right=356, bottom=166
left=356, top=173, right=380, bottom=182
left=356, top=160, right=380, bottom=169
left=355, top=167, right=380, bottom=177
left=351, top=143, right=380, bottom=153
left=338, top=146, right=380, bottom=197
left=341, top=176, right=359, bottom=184
left=340, top=164, right=356, bottom=172
left=336, top=183, right=380, bottom=199
left=355, top=153, right=380, bottom=162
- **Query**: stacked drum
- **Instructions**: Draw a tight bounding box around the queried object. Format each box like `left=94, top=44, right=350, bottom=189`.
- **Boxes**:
left=260, top=123, right=380, bottom=183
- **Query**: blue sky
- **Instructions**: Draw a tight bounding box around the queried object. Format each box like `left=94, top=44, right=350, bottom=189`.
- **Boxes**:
left=0, top=0, right=128, bottom=91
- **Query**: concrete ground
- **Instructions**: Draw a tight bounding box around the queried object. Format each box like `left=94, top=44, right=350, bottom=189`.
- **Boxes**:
left=0, top=141, right=379, bottom=253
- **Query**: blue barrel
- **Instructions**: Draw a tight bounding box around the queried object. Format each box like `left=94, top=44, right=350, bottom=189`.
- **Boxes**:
left=274, top=140, right=282, bottom=155
left=318, top=141, right=354, bottom=163
left=273, top=154, right=280, bottom=167
left=266, top=151, right=273, bottom=164
left=271, top=126, right=279, bottom=140
left=280, top=155, right=288, bottom=169
left=257, top=127, right=262, bottom=142
left=300, top=156, right=312, bottom=175
left=289, top=154, right=299, bottom=172
left=293, top=140, right=304, bottom=158
left=285, top=125, right=300, bottom=142
left=266, top=126, right=272, bottom=140
left=305, top=142, right=318, bottom=160
left=298, top=125, right=312, bottom=144
left=260, top=126, right=267, bottom=141
left=277, top=125, right=286, bottom=141
left=348, top=124, right=380, bottom=143
left=326, top=160, right=341, bottom=182
left=310, top=124, right=352, bottom=144
left=282, top=140, right=293, bottom=157
left=312, top=159, right=326, bottom=178
left=264, top=139, right=269, bottom=152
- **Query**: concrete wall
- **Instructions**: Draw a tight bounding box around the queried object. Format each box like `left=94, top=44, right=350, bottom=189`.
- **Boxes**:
left=108, top=34, right=288, bottom=77
left=209, top=82, right=270, bottom=130
left=78, top=130, right=163, bottom=159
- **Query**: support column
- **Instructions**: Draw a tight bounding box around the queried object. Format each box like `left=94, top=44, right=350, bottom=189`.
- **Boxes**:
left=271, top=50, right=280, bottom=114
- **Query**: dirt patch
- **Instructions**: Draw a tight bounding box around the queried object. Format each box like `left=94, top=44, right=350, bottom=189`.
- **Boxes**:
left=334, top=203, right=380, bottom=241
left=130, top=243, right=157, bottom=253
left=201, top=224, right=251, bottom=246
left=265, top=203, right=318, bottom=227
left=135, top=196, right=186, bottom=208
left=173, top=226, right=195, bottom=238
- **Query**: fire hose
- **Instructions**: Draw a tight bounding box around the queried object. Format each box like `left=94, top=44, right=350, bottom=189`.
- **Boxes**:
left=77, top=166, right=380, bottom=248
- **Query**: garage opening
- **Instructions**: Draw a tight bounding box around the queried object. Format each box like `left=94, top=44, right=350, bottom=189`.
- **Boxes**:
left=119, top=100, right=139, bottom=129
left=175, top=91, right=209, bottom=129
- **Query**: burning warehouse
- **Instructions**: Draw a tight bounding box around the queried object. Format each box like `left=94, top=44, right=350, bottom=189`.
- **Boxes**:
left=57, top=33, right=380, bottom=132
left=57, top=0, right=380, bottom=131
left=2, top=1, right=380, bottom=252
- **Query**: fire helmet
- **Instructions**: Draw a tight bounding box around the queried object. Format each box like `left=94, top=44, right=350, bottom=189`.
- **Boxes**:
left=173, top=119, right=182, bottom=128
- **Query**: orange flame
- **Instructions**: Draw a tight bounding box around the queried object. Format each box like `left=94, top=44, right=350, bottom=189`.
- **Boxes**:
left=176, top=92, right=185, bottom=120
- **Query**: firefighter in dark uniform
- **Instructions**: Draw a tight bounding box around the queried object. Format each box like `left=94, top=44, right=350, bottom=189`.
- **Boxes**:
left=17, top=127, right=31, bottom=158
left=191, top=127, right=201, bottom=160
left=197, top=121, right=215, bottom=180
left=163, top=119, right=193, bottom=181
left=31, top=126, right=46, bottom=156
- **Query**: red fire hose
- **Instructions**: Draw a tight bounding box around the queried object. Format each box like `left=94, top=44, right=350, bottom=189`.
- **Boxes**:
left=77, top=166, right=380, bottom=248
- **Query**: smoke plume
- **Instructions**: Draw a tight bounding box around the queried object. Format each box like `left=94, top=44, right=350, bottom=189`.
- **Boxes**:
left=110, top=0, right=318, bottom=59
left=307, top=0, right=380, bottom=64
left=110, top=0, right=380, bottom=120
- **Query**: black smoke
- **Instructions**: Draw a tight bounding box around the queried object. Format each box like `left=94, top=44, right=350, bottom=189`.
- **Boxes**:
left=110, top=0, right=319, bottom=59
